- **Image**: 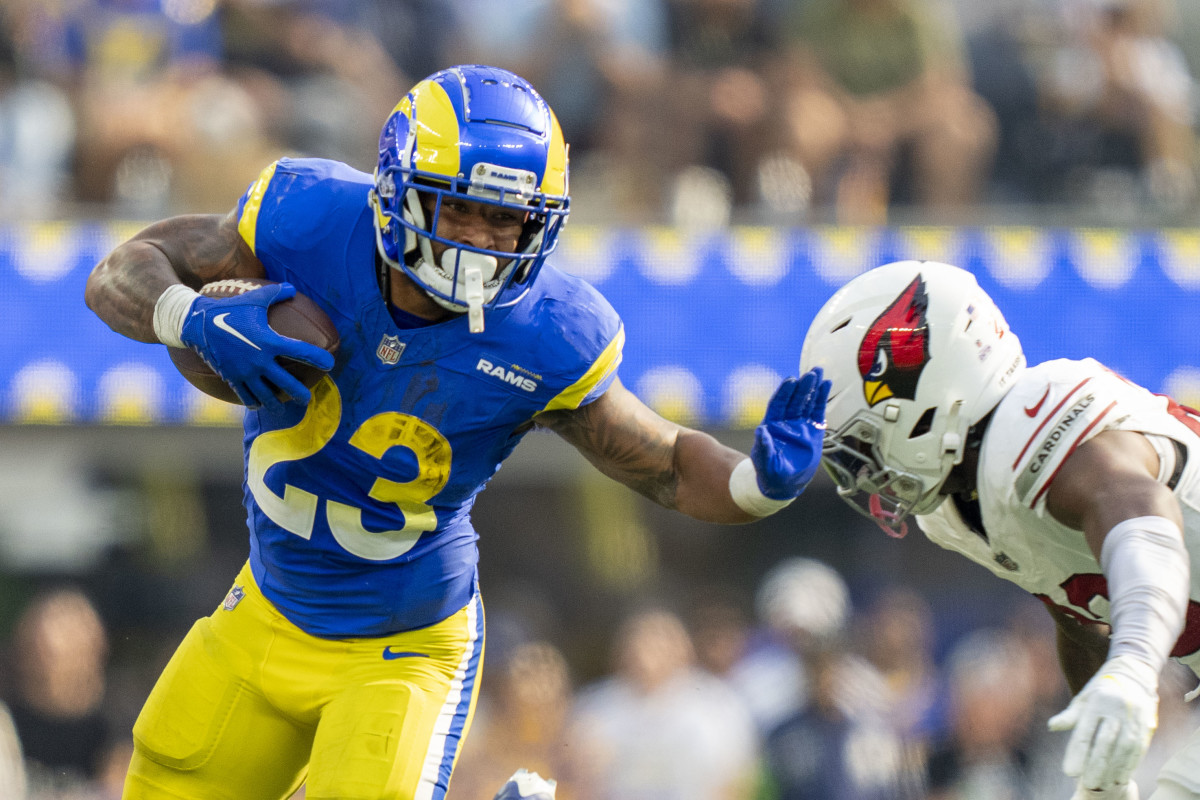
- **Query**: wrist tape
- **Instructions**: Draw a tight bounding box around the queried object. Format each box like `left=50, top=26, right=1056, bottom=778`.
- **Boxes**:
left=729, top=458, right=794, bottom=517
left=1101, top=515, right=1189, bottom=677
left=153, top=284, right=200, bottom=348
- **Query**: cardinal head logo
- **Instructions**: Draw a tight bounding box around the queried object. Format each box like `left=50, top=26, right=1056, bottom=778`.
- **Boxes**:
left=857, top=275, right=931, bottom=406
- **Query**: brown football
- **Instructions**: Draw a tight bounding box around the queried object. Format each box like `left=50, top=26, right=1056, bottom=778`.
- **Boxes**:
left=168, top=278, right=340, bottom=405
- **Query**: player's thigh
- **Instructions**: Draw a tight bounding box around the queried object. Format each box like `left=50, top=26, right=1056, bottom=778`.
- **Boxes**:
left=305, top=596, right=485, bottom=800
left=123, top=616, right=312, bottom=800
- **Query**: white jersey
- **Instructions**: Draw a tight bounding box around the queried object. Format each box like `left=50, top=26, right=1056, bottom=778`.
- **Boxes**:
left=917, top=358, right=1200, bottom=677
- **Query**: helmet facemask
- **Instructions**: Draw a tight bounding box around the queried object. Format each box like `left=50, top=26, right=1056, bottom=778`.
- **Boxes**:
left=821, top=402, right=967, bottom=538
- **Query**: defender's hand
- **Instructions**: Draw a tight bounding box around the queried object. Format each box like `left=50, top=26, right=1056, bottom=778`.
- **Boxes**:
left=179, top=282, right=334, bottom=411
left=751, top=367, right=830, bottom=500
left=1048, top=655, right=1158, bottom=791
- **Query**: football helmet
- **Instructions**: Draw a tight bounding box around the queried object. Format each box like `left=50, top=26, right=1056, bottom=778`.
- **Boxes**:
left=371, top=65, right=570, bottom=332
left=799, top=261, right=1025, bottom=535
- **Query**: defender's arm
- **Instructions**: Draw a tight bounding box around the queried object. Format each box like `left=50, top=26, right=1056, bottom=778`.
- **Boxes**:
left=85, top=211, right=265, bottom=343
left=1046, top=429, right=1183, bottom=555
left=1046, top=603, right=1111, bottom=695
left=1044, top=429, right=1188, bottom=791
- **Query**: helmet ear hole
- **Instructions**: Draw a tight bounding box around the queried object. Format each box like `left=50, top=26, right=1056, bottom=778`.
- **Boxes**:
left=909, top=407, right=936, bottom=439
left=516, top=215, right=542, bottom=255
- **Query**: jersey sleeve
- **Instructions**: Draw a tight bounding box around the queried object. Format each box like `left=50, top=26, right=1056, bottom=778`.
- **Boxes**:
left=524, top=269, right=625, bottom=413
left=233, top=157, right=372, bottom=291
left=540, top=323, right=624, bottom=412
left=235, top=160, right=283, bottom=263
left=992, top=360, right=1138, bottom=511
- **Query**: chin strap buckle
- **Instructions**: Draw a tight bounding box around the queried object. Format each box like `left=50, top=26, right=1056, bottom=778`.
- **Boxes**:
left=465, top=267, right=485, bottom=333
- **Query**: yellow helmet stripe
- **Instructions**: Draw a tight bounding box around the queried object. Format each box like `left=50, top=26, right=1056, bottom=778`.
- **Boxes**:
left=404, top=79, right=461, bottom=180
left=541, top=108, right=568, bottom=198
left=237, top=160, right=279, bottom=255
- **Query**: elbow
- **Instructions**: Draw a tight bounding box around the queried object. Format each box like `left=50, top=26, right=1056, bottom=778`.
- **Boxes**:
left=83, top=261, right=106, bottom=314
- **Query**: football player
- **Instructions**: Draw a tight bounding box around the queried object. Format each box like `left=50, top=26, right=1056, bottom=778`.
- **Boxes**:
left=84, top=65, right=830, bottom=800
left=801, top=260, right=1200, bottom=800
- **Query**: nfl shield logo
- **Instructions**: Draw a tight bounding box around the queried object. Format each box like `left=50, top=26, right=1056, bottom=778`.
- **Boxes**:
left=377, top=334, right=405, bottom=365
left=222, top=585, right=245, bottom=611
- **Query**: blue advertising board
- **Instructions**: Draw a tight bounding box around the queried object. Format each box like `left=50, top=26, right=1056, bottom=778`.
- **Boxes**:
left=3, top=223, right=1199, bottom=426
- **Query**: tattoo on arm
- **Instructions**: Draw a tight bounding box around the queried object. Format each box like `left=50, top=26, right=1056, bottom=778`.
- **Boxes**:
left=538, top=384, right=680, bottom=507
left=148, top=213, right=257, bottom=287
left=85, top=212, right=264, bottom=343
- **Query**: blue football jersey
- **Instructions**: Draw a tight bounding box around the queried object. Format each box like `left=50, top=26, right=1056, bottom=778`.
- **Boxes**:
left=232, top=158, right=623, bottom=637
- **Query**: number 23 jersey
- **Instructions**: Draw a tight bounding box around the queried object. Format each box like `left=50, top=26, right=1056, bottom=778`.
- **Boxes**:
left=917, top=357, right=1200, bottom=678
left=232, top=157, right=624, bottom=638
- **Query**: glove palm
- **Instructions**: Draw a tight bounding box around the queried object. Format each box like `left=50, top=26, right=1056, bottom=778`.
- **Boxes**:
left=752, top=367, right=830, bottom=500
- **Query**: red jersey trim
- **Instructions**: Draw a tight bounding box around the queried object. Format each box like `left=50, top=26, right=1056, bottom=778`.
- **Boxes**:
left=1013, top=377, right=1093, bottom=471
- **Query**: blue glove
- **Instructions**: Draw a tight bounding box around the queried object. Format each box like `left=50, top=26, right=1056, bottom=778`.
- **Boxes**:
left=751, top=367, right=830, bottom=500
left=180, top=282, right=335, bottom=411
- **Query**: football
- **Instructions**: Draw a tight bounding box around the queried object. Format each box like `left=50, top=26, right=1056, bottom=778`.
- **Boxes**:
left=168, top=278, right=340, bottom=405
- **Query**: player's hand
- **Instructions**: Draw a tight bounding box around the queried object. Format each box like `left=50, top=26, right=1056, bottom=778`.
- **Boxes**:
left=751, top=367, right=831, bottom=500
left=1048, top=655, right=1158, bottom=791
left=1070, top=778, right=1139, bottom=800
left=179, top=282, right=335, bottom=411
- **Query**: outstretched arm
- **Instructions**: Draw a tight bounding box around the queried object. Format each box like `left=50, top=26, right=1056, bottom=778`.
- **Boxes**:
left=538, top=379, right=750, bottom=522
left=537, top=370, right=828, bottom=524
left=1044, top=429, right=1188, bottom=793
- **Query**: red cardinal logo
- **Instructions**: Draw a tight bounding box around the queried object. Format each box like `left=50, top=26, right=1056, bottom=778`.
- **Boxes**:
left=858, top=275, right=931, bottom=406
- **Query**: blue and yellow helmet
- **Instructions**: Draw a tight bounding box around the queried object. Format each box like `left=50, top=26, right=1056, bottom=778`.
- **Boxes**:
left=372, top=65, right=570, bottom=329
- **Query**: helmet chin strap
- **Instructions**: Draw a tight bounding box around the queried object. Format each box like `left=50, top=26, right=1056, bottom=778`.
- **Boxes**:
left=428, top=248, right=497, bottom=333
left=373, top=216, right=496, bottom=333
left=939, top=400, right=966, bottom=467
left=462, top=262, right=486, bottom=333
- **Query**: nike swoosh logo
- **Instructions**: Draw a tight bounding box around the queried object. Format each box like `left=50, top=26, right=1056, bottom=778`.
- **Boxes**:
left=1024, top=387, right=1051, bottom=418
left=213, top=313, right=261, bottom=350
left=382, top=647, right=429, bottom=661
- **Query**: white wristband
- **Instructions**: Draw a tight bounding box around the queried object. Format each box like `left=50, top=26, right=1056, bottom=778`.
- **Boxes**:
left=1101, top=515, right=1189, bottom=681
left=729, top=457, right=794, bottom=517
left=153, top=284, right=200, bottom=348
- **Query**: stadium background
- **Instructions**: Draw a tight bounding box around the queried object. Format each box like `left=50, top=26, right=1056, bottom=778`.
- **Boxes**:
left=4, top=0, right=1200, bottom=797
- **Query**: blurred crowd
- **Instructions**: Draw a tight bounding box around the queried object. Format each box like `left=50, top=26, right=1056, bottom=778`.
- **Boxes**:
left=3, top=560, right=1200, bottom=799
left=3, top=0, right=1200, bottom=797
left=1, top=0, right=1199, bottom=226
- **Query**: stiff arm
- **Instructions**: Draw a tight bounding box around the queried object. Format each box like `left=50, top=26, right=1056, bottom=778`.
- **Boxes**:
left=536, top=379, right=759, bottom=524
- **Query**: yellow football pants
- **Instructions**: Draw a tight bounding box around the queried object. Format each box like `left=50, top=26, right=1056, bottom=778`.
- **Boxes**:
left=123, top=562, right=484, bottom=800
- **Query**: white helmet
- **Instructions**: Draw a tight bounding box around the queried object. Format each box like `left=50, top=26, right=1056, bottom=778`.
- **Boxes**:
left=799, top=261, right=1025, bottom=535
